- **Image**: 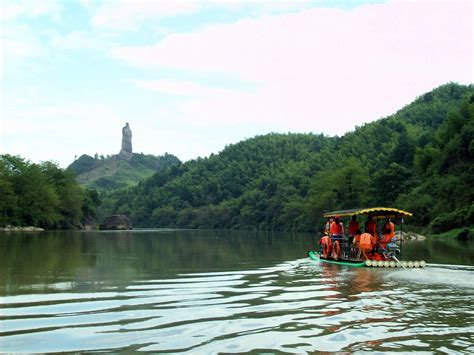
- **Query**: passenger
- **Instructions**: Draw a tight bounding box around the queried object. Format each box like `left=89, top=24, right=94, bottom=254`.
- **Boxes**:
left=365, top=216, right=377, bottom=240
left=379, top=228, right=393, bottom=249
left=382, top=218, right=395, bottom=240
left=353, top=229, right=362, bottom=246
left=318, top=232, right=332, bottom=259
left=352, top=229, right=362, bottom=258
left=348, top=215, right=360, bottom=243
left=324, top=217, right=333, bottom=235
left=357, top=228, right=376, bottom=261
left=330, top=215, right=345, bottom=243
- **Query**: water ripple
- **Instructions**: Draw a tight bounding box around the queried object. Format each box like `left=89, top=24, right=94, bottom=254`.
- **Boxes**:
left=1, top=261, right=473, bottom=353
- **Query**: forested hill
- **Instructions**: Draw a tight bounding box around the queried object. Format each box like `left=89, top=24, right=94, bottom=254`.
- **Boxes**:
left=104, top=83, right=474, bottom=233
left=68, top=152, right=180, bottom=191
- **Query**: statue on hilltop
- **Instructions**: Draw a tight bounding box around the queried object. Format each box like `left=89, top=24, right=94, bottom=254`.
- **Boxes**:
left=119, top=122, right=133, bottom=160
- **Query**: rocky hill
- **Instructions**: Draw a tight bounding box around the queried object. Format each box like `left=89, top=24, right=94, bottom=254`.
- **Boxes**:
left=68, top=153, right=180, bottom=191
left=67, top=123, right=180, bottom=191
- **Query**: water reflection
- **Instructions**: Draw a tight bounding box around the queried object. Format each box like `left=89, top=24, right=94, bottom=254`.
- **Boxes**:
left=0, top=230, right=314, bottom=294
left=0, top=230, right=473, bottom=353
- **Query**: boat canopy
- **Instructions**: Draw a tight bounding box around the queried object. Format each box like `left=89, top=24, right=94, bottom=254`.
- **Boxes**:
left=323, top=207, right=412, bottom=219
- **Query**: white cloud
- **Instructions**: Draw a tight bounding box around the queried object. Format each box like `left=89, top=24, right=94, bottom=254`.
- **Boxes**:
left=0, top=0, right=62, bottom=21
left=0, top=24, right=49, bottom=72
left=91, top=1, right=201, bottom=30
left=2, top=0, right=473, bottom=166
left=131, top=79, right=246, bottom=97
left=111, top=1, right=473, bottom=134
left=49, top=30, right=116, bottom=51
left=89, top=0, right=319, bottom=31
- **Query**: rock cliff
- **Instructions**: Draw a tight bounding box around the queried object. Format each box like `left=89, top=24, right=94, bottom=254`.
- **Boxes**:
left=119, top=122, right=133, bottom=160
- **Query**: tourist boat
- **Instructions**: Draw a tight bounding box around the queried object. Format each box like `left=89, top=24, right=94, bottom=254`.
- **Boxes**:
left=308, top=207, right=426, bottom=268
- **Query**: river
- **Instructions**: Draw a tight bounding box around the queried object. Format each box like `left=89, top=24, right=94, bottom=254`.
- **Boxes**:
left=1, top=230, right=473, bottom=353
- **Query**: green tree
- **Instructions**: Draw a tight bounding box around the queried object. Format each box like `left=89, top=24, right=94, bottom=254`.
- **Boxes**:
left=3, top=156, right=60, bottom=228
left=371, top=163, right=414, bottom=205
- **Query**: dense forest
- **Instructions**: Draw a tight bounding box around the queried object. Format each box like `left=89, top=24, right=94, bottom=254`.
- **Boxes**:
left=0, top=155, right=100, bottom=229
left=101, top=83, right=473, bottom=233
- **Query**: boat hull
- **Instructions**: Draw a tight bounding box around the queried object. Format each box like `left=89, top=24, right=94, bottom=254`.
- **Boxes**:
left=308, top=251, right=427, bottom=268
left=308, top=250, right=366, bottom=267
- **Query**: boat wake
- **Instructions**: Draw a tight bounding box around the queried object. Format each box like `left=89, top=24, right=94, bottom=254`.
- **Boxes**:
left=384, top=263, right=474, bottom=289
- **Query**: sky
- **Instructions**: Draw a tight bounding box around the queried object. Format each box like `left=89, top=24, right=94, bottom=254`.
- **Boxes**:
left=1, top=0, right=472, bottom=167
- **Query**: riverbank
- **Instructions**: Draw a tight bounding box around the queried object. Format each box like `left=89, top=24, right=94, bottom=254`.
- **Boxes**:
left=0, top=226, right=45, bottom=232
left=428, top=226, right=474, bottom=240
left=397, top=231, right=426, bottom=241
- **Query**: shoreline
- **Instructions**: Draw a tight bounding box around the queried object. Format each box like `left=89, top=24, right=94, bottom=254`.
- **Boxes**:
left=0, top=226, right=45, bottom=232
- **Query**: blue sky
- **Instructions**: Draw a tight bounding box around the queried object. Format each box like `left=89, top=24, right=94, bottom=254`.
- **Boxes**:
left=1, top=0, right=472, bottom=167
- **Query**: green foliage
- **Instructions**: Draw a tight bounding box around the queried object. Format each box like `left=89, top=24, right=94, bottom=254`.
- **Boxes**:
left=371, top=163, right=414, bottom=205
left=429, top=206, right=473, bottom=234
left=305, top=157, right=369, bottom=226
left=102, top=83, right=473, bottom=233
left=0, top=155, right=101, bottom=229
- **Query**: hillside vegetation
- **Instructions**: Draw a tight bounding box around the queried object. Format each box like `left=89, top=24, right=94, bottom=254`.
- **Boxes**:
left=68, top=153, right=180, bottom=191
left=103, top=83, right=474, bottom=233
left=0, top=155, right=100, bottom=229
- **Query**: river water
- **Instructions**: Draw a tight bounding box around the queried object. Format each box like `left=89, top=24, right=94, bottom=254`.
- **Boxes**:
left=1, top=230, right=473, bottom=353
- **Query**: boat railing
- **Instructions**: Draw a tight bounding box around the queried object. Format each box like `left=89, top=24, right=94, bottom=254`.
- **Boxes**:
left=322, top=233, right=402, bottom=261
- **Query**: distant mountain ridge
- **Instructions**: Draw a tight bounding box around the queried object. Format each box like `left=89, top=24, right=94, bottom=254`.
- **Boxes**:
left=68, top=153, right=180, bottom=191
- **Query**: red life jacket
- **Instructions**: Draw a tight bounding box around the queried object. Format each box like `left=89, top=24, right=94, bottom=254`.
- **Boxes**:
left=349, top=220, right=359, bottom=236
left=330, top=221, right=343, bottom=235
left=366, top=220, right=377, bottom=237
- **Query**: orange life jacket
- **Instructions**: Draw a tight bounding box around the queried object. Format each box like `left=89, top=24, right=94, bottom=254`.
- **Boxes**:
left=360, top=233, right=373, bottom=249
left=381, top=233, right=392, bottom=243
left=380, top=233, right=393, bottom=248
left=383, top=221, right=395, bottom=238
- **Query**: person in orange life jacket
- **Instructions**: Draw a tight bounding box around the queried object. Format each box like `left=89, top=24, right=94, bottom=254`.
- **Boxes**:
left=353, top=229, right=362, bottom=245
left=357, top=227, right=376, bottom=260
left=365, top=216, right=377, bottom=243
left=318, top=232, right=332, bottom=259
left=348, top=215, right=360, bottom=243
left=382, top=218, right=395, bottom=240
left=330, top=215, right=344, bottom=242
left=379, top=228, right=394, bottom=249
left=352, top=229, right=362, bottom=257
left=324, top=217, right=333, bottom=235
